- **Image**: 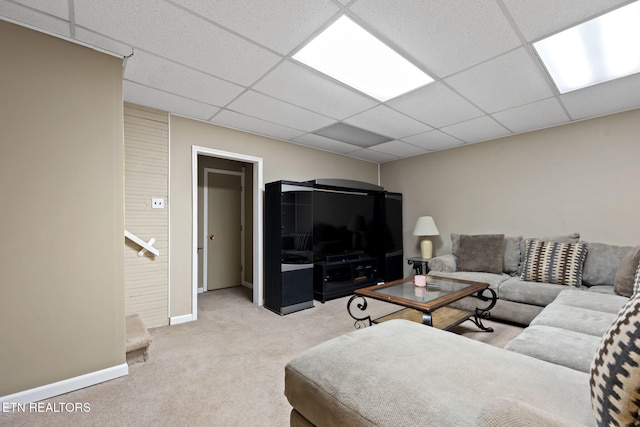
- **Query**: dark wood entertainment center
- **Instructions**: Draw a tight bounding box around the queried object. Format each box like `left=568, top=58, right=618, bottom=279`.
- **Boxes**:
left=264, top=179, right=402, bottom=315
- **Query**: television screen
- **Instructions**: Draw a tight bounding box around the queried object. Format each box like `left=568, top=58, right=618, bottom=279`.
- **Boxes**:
left=312, top=190, right=376, bottom=261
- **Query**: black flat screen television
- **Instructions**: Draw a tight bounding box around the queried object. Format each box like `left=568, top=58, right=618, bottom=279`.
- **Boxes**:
left=312, top=189, right=377, bottom=262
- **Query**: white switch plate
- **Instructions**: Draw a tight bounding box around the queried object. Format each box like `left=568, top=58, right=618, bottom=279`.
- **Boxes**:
left=152, top=197, right=164, bottom=209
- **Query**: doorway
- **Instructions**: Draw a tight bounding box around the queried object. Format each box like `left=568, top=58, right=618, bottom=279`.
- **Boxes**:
left=191, top=146, right=263, bottom=321
left=202, top=168, right=244, bottom=292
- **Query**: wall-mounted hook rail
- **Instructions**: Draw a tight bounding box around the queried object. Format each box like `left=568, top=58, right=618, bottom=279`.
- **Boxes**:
left=124, top=230, right=160, bottom=256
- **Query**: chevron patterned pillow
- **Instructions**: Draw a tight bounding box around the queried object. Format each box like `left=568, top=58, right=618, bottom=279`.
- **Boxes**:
left=520, top=239, right=588, bottom=287
left=590, top=292, right=640, bottom=426
left=634, top=260, right=640, bottom=295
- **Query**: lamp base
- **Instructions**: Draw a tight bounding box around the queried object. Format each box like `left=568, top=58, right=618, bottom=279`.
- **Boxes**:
left=420, top=238, right=433, bottom=259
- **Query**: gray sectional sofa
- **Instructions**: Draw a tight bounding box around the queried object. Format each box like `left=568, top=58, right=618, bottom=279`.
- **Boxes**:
left=284, top=235, right=640, bottom=426
left=427, top=233, right=635, bottom=325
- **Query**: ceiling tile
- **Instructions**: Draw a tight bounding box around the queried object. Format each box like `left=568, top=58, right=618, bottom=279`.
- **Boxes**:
left=350, top=0, right=521, bottom=77
left=445, top=48, right=553, bottom=113
left=388, top=83, right=484, bottom=128
left=368, top=140, right=428, bottom=158
left=560, top=73, right=640, bottom=120
left=75, top=28, right=133, bottom=57
left=346, top=149, right=397, bottom=163
left=0, top=2, right=70, bottom=36
left=344, top=105, right=432, bottom=139
left=401, top=130, right=465, bottom=151
left=212, top=110, right=304, bottom=141
left=441, top=116, right=511, bottom=143
left=493, top=98, right=569, bottom=133
left=124, top=50, right=245, bottom=107
left=253, top=60, right=377, bottom=120
left=7, top=0, right=69, bottom=19
left=502, top=0, right=628, bottom=41
left=124, top=81, right=220, bottom=121
left=227, top=91, right=335, bottom=132
left=170, top=0, right=339, bottom=54
left=292, top=134, right=362, bottom=154
left=74, top=0, right=281, bottom=86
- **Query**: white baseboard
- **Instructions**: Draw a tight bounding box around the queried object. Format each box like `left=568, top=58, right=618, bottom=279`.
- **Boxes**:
left=169, top=314, right=193, bottom=325
left=0, top=363, right=128, bottom=404
left=242, top=281, right=253, bottom=289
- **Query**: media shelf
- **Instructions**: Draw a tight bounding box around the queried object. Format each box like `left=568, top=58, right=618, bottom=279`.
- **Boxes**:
left=314, top=256, right=378, bottom=303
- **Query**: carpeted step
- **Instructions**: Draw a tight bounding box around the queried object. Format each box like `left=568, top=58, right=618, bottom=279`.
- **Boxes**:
left=125, top=314, right=152, bottom=365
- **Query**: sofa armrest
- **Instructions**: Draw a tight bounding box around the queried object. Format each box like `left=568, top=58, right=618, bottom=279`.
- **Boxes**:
left=428, top=253, right=457, bottom=273
left=476, top=397, right=588, bottom=427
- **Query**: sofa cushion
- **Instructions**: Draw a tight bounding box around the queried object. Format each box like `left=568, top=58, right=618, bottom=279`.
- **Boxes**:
left=590, top=293, right=640, bottom=427
left=505, top=325, right=602, bottom=373
left=553, top=288, right=629, bottom=315
left=476, top=397, right=588, bottom=427
left=635, top=261, right=640, bottom=295
left=427, top=253, right=457, bottom=273
left=428, top=271, right=510, bottom=291
left=285, top=319, right=596, bottom=427
left=613, top=246, right=640, bottom=297
left=582, top=242, right=633, bottom=287
left=586, top=285, right=616, bottom=295
left=499, top=277, right=571, bottom=307
left=520, top=239, right=588, bottom=287
left=457, top=234, right=504, bottom=274
left=530, top=303, right=617, bottom=337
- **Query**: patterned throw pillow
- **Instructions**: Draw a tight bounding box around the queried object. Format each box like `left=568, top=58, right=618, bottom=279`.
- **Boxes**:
left=634, top=260, right=640, bottom=295
left=590, top=292, right=640, bottom=426
left=520, top=239, right=588, bottom=287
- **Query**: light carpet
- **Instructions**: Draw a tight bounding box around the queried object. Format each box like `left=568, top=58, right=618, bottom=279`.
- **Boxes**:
left=1, top=286, right=523, bottom=426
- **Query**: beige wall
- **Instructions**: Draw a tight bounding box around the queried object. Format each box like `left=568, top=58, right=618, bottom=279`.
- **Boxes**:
left=170, top=116, right=379, bottom=317
left=0, top=22, right=124, bottom=396
left=381, top=108, right=640, bottom=274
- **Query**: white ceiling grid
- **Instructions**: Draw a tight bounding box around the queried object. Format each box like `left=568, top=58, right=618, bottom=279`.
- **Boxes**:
left=1, top=0, right=639, bottom=163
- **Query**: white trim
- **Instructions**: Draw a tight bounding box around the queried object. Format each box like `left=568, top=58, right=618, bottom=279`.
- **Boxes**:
left=202, top=168, right=245, bottom=292
left=167, top=115, right=172, bottom=324
left=170, top=314, right=194, bottom=325
left=191, top=146, right=264, bottom=321
left=0, top=364, right=128, bottom=404
left=0, top=17, right=128, bottom=59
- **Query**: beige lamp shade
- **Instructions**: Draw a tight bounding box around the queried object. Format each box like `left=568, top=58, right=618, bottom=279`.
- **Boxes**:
left=413, top=216, right=440, bottom=259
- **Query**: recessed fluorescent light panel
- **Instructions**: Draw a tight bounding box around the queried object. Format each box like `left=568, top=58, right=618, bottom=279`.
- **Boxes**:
left=293, top=15, right=434, bottom=101
left=534, top=1, right=640, bottom=93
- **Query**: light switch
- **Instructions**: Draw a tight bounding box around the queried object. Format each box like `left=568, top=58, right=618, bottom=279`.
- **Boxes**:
left=152, top=198, right=164, bottom=209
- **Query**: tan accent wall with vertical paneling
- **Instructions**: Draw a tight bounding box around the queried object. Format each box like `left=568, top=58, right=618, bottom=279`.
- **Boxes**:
left=124, top=104, right=169, bottom=328
left=0, top=21, right=124, bottom=397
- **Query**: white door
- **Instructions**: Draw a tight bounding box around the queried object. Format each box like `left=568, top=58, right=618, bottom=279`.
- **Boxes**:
left=206, top=172, right=242, bottom=290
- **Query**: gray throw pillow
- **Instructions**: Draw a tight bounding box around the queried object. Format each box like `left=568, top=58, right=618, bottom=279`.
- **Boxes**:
left=457, top=234, right=504, bottom=274
left=614, top=246, right=640, bottom=297
left=502, top=236, right=522, bottom=275
left=582, top=242, right=633, bottom=287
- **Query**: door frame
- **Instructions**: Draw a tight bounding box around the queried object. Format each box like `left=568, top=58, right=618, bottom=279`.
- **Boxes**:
left=192, top=146, right=264, bottom=320
left=202, top=167, right=245, bottom=292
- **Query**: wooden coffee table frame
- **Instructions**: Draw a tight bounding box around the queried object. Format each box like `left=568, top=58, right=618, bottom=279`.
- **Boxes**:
left=347, top=275, right=497, bottom=331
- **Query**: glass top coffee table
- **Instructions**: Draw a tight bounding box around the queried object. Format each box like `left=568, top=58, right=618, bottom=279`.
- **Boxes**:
left=347, top=275, right=497, bottom=331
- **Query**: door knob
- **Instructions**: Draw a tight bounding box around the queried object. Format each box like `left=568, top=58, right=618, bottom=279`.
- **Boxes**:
left=209, top=235, right=215, bottom=240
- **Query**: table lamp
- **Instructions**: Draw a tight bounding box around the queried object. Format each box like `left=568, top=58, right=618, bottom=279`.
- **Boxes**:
left=413, top=216, right=440, bottom=259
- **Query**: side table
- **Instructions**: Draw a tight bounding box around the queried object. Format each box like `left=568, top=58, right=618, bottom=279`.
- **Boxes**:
left=407, top=257, right=431, bottom=275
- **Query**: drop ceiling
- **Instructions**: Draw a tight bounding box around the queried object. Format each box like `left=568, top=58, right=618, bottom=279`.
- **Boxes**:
left=2, top=0, right=639, bottom=163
